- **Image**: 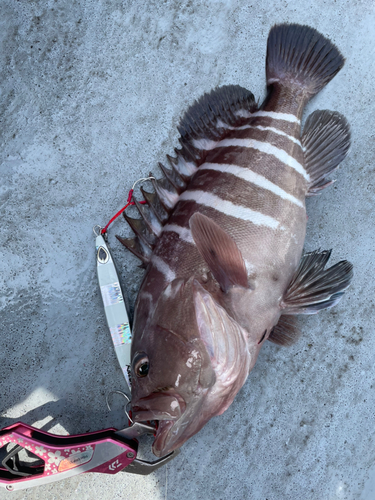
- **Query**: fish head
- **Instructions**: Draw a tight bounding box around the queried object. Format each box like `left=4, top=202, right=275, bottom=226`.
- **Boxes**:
left=130, top=278, right=217, bottom=457
left=130, top=277, right=254, bottom=456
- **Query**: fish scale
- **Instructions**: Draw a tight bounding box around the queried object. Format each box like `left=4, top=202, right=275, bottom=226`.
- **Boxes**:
left=116, top=23, right=353, bottom=458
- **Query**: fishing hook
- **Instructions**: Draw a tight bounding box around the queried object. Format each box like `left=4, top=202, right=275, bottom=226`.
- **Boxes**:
left=131, top=176, right=155, bottom=190
left=106, top=390, right=133, bottom=424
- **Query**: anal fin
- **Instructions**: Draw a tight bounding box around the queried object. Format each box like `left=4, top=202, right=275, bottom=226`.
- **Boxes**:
left=302, top=110, right=351, bottom=196
left=268, top=315, right=300, bottom=346
left=281, top=249, right=353, bottom=314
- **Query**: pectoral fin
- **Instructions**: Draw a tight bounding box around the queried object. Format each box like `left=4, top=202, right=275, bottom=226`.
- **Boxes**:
left=189, top=213, right=249, bottom=292
left=281, top=249, right=353, bottom=315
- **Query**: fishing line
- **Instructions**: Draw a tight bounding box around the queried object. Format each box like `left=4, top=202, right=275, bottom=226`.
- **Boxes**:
left=101, top=176, right=155, bottom=235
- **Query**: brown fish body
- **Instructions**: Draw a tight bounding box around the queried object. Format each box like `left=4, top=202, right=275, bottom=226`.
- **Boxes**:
left=137, top=98, right=307, bottom=345
left=118, top=24, right=353, bottom=456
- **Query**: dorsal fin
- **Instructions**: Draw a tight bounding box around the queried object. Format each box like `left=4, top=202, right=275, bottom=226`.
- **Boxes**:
left=169, top=150, right=198, bottom=181
left=116, top=235, right=151, bottom=267
left=178, top=85, right=257, bottom=159
left=119, top=85, right=258, bottom=263
left=132, top=197, right=162, bottom=237
left=189, top=213, right=248, bottom=292
left=140, top=187, right=169, bottom=224
left=151, top=175, right=179, bottom=211
left=122, top=213, right=155, bottom=249
left=158, top=162, right=187, bottom=193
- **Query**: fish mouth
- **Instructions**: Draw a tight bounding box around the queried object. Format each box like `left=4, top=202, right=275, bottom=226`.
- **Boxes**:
left=132, top=392, right=186, bottom=457
left=150, top=420, right=176, bottom=457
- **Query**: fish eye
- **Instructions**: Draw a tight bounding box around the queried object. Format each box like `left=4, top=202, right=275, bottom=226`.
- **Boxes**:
left=132, top=352, right=150, bottom=378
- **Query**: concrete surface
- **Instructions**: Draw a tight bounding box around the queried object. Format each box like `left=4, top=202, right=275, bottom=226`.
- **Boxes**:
left=1, top=0, right=374, bottom=498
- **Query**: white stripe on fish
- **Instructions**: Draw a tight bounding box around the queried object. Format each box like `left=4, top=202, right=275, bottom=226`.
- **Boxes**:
left=162, top=224, right=195, bottom=244
left=175, top=155, right=198, bottom=177
left=179, top=190, right=281, bottom=229
left=200, top=163, right=304, bottom=208
left=155, top=185, right=179, bottom=209
left=151, top=255, right=176, bottom=281
left=235, top=109, right=301, bottom=123
left=215, top=120, right=302, bottom=147
left=192, top=137, right=218, bottom=150
left=213, top=138, right=309, bottom=180
left=250, top=125, right=302, bottom=147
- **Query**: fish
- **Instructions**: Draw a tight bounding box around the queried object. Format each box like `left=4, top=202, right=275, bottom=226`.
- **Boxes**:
left=117, top=23, right=353, bottom=457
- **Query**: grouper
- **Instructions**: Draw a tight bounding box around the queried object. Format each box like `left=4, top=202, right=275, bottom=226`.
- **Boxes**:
left=117, top=23, right=353, bottom=457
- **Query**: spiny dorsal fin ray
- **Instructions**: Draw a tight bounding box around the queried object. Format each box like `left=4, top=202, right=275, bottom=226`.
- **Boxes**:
left=140, top=186, right=169, bottom=224
left=170, top=150, right=198, bottom=181
left=178, top=141, right=199, bottom=163
left=158, top=162, right=187, bottom=193
left=151, top=175, right=179, bottom=212
left=122, top=213, right=155, bottom=249
left=133, top=197, right=162, bottom=237
left=302, top=110, right=351, bottom=196
left=189, top=213, right=249, bottom=293
left=268, top=315, right=300, bottom=346
left=281, top=249, right=353, bottom=314
left=166, top=154, right=189, bottom=182
left=116, top=235, right=151, bottom=266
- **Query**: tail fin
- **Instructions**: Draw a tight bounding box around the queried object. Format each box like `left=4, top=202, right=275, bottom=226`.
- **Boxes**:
left=266, top=24, right=344, bottom=97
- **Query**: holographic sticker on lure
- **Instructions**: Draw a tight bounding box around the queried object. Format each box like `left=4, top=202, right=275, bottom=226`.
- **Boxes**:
left=101, top=282, right=124, bottom=307
left=110, top=323, right=131, bottom=346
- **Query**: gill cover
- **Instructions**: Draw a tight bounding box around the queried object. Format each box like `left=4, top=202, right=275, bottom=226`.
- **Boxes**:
left=193, top=281, right=251, bottom=414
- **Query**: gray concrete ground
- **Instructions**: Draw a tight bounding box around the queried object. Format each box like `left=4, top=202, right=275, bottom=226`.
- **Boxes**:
left=1, top=0, right=375, bottom=498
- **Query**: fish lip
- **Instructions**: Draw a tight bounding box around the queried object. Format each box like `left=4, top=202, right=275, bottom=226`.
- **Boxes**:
left=131, top=392, right=187, bottom=456
left=132, top=392, right=186, bottom=422
left=152, top=420, right=176, bottom=457
left=132, top=410, right=176, bottom=422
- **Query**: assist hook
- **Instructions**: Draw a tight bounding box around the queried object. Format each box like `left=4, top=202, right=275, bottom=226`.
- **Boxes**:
left=106, top=390, right=133, bottom=424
